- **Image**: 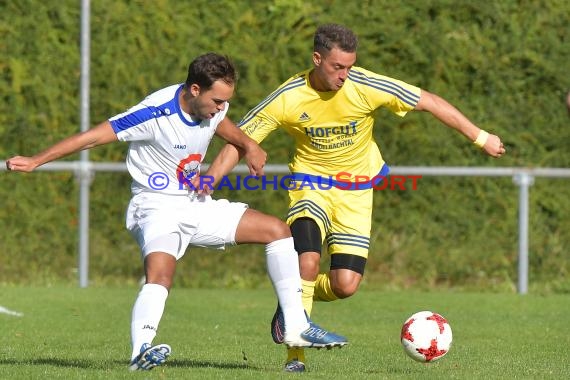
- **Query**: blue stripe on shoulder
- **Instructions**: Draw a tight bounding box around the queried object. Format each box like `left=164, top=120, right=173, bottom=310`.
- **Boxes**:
left=110, top=85, right=199, bottom=133
left=110, top=107, right=161, bottom=133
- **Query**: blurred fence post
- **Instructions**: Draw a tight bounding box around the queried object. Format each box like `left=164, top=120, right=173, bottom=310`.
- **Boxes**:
left=79, top=0, right=91, bottom=288
left=513, top=173, right=534, bottom=295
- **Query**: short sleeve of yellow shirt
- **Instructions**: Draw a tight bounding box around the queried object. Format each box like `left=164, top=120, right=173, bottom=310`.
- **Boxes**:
left=237, top=67, right=421, bottom=180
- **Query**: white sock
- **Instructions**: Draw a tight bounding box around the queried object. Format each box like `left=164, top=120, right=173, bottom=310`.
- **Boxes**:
left=266, top=237, right=309, bottom=333
left=130, top=283, right=169, bottom=360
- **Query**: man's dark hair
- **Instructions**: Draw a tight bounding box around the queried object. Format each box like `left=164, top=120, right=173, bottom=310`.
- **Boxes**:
left=185, top=53, right=236, bottom=90
left=313, top=24, right=358, bottom=55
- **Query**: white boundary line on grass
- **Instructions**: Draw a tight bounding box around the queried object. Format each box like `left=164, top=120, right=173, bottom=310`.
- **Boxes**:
left=0, top=305, right=24, bottom=317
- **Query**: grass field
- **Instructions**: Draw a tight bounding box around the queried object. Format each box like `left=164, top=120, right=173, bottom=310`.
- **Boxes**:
left=1, top=286, right=569, bottom=379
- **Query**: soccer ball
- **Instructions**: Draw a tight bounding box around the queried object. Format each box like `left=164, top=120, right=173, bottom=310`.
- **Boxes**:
left=400, top=311, right=453, bottom=363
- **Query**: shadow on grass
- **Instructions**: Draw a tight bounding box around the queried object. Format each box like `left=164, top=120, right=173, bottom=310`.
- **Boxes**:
left=1, top=357, right=262, bottom=371
left=1, top=358, right=98, bottom=369
left=168, top=359, right=260, bottom=370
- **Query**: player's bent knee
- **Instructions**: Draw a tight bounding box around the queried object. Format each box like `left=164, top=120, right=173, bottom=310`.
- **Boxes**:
left=145, top=268, right=175, bottom=290
left=144, top=272, right=174, bottom=290
left=331, top=281, right=360, bottom=299
left=330, top=254, right=366, bottom=298
left=299, top=252, right=321, bottom=280
left=143, top=250, right=177, bottom=290
left=267, top=219, right=292, bottom=241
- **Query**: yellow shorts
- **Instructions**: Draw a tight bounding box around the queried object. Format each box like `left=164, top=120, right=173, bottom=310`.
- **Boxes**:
left=286, top=186, right=373, bottom=258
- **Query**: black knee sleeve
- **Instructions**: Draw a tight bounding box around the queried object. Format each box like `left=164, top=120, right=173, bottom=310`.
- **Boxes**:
left=290, top=218, right=322, bottom=255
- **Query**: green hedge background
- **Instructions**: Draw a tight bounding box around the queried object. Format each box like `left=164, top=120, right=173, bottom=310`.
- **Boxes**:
left=1, top=0, right=569, bottom=292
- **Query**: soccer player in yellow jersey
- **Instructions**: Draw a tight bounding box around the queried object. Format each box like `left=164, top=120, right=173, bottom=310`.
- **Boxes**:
left=204, top=24, right=506, bottom=372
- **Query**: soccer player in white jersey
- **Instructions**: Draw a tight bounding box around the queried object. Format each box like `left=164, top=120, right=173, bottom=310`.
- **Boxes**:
left=203, top=25, right=506, bottom=372
left=5, top=53, right=347, bottom=371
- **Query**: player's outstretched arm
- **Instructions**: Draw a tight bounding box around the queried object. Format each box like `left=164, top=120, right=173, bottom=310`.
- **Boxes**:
left=5, top=121, right=118, bottom=172
left=415, top=90, right=506, bottom=158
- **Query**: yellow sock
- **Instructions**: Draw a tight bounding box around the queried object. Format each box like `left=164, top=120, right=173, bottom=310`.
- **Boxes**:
left=301, top=279, right=315, bottom=315
left=286, top=279, right=315, bottom=363
left=286, top=347, right=306, bottom=363
left=314, top=273, right=339, bottom=302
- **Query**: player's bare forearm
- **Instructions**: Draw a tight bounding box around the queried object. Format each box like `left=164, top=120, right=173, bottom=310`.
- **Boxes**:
left=5, top=121, right=117, bottom=172
left=214, top=117, right=267, bottom=176
left=204, top=142, right=243, bottom=186
left=415, top=90, right=479, bottom=139
left=415, top=90, right=505, bottom=158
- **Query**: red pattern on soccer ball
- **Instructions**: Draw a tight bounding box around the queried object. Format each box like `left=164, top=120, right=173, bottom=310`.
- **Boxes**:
left=400, top=318, right=415, bottom=341
left=427, top=313, right=448, bottom=334
left=416, top=338, right=448, bottom=362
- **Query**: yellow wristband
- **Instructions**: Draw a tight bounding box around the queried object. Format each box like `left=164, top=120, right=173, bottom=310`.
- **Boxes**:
left=474, top=130, right=489, bottom=148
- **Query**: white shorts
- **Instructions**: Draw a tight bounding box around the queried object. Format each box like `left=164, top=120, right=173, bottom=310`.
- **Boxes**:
left=125, top=191, right=248, bottom=260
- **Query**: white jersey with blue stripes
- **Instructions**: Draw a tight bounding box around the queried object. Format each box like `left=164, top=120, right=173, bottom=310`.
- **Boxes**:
left=110, top=84, right=228, bottom=195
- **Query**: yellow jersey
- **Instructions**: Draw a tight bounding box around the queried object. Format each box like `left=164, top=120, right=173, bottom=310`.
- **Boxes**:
left=238, top=66, right=421, bottom=188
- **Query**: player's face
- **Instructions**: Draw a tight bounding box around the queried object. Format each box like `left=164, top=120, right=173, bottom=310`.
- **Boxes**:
left=188, top=80, right=234, bottom=120
left=312, top=47, right=356, bottom=92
